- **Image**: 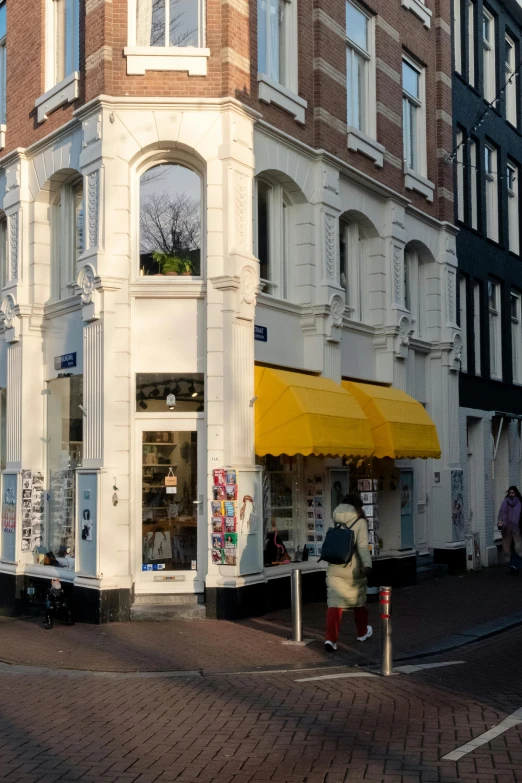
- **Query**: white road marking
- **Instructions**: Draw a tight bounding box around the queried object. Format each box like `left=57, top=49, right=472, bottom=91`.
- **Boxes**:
left=442, top=707, right=522, bottom=761
left=295, top=671, right=377, bottom=682
left=395, top=661, right=466, bottom=674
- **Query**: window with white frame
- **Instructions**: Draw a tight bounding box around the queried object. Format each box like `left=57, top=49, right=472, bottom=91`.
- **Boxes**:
left=52, top=178, right=84, bottom=301
left=482, top=8, right=496, bottom=103
left=339, top=218, right=366, bottom=322
left=468, top=0, right=476, bottom=86
left=458, top=275, right=468, bottom=372
left=0, top=213, right=7, bottom=291
left=505, top=34, right=517, bottom=126
left=404, top=249, right=428, bottom=339
left=136, top=0, right=202, bottom=47
left=0, top=1, right=6, bottom=143
left=511, top=291, right=522, bottom=383
left=346, top=2, right=371, bottom=133
left=256, top=178, right=292, bottom=299
left=46, top=0, right=80, bottom=89
left=454, top=0, right=462, bottom=74
left=258, top=0, right=297, bottom=88
left=470, top=138, right=478, bottom=229
left=485, top=144, right=499, bottom=242
left=507, top=161, right=520, bottom=256
left=473, top=281, right=481, bottom=374
left=488, top=279, right=502, bottom=380
left=456, top=130, right=464, bottom=222
left=402, top=58, right=426, bottom=176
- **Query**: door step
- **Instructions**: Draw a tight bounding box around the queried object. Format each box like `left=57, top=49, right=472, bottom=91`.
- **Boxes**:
left=416, top=563, right=448, bottom=584
left=130, top=594, right=206, bottom=621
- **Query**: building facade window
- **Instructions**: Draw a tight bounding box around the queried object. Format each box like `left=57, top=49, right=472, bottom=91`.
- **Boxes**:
left=255, top=178, right=292, bottom=299
left=258, top=0, right=297, bottom=90
left=136, top=0, right=202, bottom=47
left=511, top=291, right=522, bottom=383
left=139, top=163, right=201, bottom=277
left=339, top=219, right=366, bottom=322
left=473, top=280, right=481, bottom=374
left=458, top=275, right=468, bottom=372
left=468, top=0, right=476, bottom=86
left=470, top=138, right=478, bottom=230
left=46, top=0, right=80, bottom=89
left=482, top=8, right=496, bottom=103
left=454, top=0, right=462, bottom=74
left=52, top=179, right=84, bottom=301
left=485, top=144, right=499, bottom=242
left=456, top=130, right=464, bottom=222
left=507, top=161, right=519, bottom=256
left=0, top=0, right=6, bottom=145
left=404, top=249, right=427, bottom=339
left=346, top=2, right=371, bottom=132
left=505, top=34, right=518, bottom=126
left=402, top=58, right=426, bottom=176
left=488, top=279, right=502, bottom=380
left=0, top=214, right=6, bottom=291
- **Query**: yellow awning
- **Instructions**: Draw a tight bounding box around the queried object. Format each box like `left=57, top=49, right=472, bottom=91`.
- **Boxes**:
left=255, top=366, right=374, bottom=458
left=342, top=381, right=441, bottom=460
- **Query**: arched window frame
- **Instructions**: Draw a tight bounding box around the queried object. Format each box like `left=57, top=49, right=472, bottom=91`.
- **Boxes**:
left=51, top=176, right=84, bottom=302
left=254, top=176, right=294, bottom=301
left=339, top=218, right=367, bottom=323
left=0, top=212, right=7, bottom=291
left=404, top=247, right=428, bottom=340
left=136, top=156, right=204, bottom=280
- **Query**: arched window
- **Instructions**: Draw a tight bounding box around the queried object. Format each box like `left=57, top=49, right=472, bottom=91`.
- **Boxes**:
left=0, top=213, right=7, bottom=290
left=339, top=218, right=365, bottom=321
left=255, top=177, right=292, bottom=299
left=404, top=246, right=428, bottom=339
left=52, top=177, right=84, bottom=301
left=139, top=163, right=201, bottom=277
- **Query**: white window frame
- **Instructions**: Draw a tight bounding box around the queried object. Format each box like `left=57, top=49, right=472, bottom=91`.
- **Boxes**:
left=339, top=219, right=368, bottom=323
left=468, top=0, right=475, bottom=87
left=505, top=33, right=517, bottom=127
left=470, top=138, right=478, bottom=229
left=52, top=179, right=84, bottom=302
left=254, top=178, right=293, bottom=301
left=459, top=275, right=468, bottom=372
left=488, top=279, right=502, bottom=380
left=507, top=161, right=520, bottom=256
left=482, top=8, right=496, bottom=104
left=0, top=1, right=6, bottom=149
left=401, top=0, right=432, bottom=29
left=125, top=0, right=210, bottom=77
left=0, top=214, right=7, bottom=291
left=511, top=291, right=522, bottom=383
left=456, top=130, right=464, bottom=222
left=485, top=144, right=499, bottom=242
left=402, top=56, right=434, bottom=200
left=473, top=281, right=481, bottom=375
left=36, top=0, right=80, bottom=123
left=404, top=249, right=427, bottom=339
left=454, top=0, right=462, bottom=74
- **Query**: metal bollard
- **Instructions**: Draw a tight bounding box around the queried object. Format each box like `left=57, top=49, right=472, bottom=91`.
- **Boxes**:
left=281, top=567, right=313, bottom=646
left=379, top=586, right=393, bottom=676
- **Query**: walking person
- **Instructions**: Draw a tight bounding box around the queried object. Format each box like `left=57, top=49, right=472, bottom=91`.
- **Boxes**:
left=497, top=486, right=522, bottom=573
left=324, top=493, right=373, bottom=651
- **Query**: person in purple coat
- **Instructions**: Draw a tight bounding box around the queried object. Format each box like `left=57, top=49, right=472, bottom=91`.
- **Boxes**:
left=498, top=486, right=522, bottom=573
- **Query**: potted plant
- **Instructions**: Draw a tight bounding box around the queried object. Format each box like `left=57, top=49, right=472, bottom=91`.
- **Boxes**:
left=152, top=251, right=183, bottom=275
left=180, top=258, right=193, bottom=276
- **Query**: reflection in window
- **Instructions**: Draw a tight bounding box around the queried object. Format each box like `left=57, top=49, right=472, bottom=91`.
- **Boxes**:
left=139, top=164, right=201, bottom=276
left=136, top=373, right=204, bottom=412
left=136, top=0, right=200, bottom=47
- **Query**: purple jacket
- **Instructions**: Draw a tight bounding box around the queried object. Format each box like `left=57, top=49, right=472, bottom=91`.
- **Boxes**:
left=498, top=497, right=522, bottom=532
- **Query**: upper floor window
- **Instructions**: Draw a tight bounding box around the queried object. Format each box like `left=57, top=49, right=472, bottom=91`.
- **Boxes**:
left=139, top=163, right=202, bottom=277
left=0, top=1, right=6, bottom=142
left=505, top=34, right=518, bottom=127
left=136, top=0, right=201, bottom=47
left=473, top=280, right=481, bottom=374
left=469, top=138, right=478, bottom=230
left=454, top=0, right=462, bottom=74
left=456, top=130, right=464, bottom=222
left=402, top=58, right=426, bottom=176
left=488, top=279, right=502, bottom=380
left=468, top=0, right=476, bottom=87
left=346, top=2, right=371, bottom=133
left=507, top=161, right=519, bottom=256
left=511, top=291, right=522, bottom=383
left=255, top=178, right=292, bottom=299
left=482, top=8, right=496, bottom=103
left=46, top=0, right=80, bottom=88
left=0, top=213, right=6, bottom=290
left=485, top=144, right=499, bottom=242
left=52, top=178, right=84, bottom=301
left=458, top=275, right=468, bottom=372
left=339, top=218, right=365, bottom=322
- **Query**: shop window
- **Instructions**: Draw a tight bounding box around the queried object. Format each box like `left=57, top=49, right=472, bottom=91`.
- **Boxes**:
left=142, top=430, right=197, bottom=571
left=52, top=178, right=84, bottom=301
left=46, top=375, right=83, bottom=566
left=136, top=373, right=204, bottom=413
left=139, top=163, right=201, bottom=277
left=259, top=455, right=300, bottom=563
left=255, top=177, right=292, bottom=299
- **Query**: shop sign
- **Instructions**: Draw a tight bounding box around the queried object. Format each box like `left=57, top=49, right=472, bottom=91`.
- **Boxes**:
left=254, top=325, right=267, bottom=342
left=54, top=352, right=77, bottom=370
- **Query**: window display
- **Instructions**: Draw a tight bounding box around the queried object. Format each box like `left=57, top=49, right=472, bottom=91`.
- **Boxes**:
left=142, top=431, right=197, bottom=571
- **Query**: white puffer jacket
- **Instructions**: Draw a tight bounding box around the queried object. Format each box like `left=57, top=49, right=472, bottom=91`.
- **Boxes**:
left=326, top=504, right=372, bottom=609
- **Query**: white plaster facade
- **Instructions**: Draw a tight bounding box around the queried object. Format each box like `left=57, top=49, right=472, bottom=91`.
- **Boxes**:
left=0, top=98, right=462, bottom=619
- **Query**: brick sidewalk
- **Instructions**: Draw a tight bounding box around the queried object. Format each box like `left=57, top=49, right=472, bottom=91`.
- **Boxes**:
left=0, top=567, right=520, bottom=673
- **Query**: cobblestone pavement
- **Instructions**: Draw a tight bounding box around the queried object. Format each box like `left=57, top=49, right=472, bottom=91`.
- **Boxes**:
left=1, top=567, right=521, bottom=673
left=1, top=624, right=522, bottom=782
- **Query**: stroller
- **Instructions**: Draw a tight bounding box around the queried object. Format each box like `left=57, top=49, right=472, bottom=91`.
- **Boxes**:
left=43, top=579, right=74, bottom=629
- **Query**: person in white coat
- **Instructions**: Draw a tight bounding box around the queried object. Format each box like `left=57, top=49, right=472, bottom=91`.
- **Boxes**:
left=324, top=493, right=373, bottom=651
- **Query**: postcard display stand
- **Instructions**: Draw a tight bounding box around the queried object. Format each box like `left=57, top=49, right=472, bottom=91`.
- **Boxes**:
left=357, top=478, right=380, bottom=558
left=211, top=466, right=262, bottom=576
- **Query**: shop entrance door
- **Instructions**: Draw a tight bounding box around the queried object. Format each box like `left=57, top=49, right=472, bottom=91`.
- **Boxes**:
left=399, top=470, right=414, bottom=549
left=135, top=419, right=203, bottom=593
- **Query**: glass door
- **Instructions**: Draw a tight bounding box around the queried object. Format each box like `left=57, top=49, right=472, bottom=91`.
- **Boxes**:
left=400, top=469, right=414, bottom=549
left=140, top=428, right=198, bottom=573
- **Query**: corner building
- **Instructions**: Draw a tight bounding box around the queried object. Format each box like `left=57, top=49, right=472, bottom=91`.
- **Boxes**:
left=0, top=0, right=461, bottom=622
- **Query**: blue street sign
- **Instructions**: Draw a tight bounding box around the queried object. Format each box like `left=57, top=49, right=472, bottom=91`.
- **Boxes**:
left=255, top=325, right=267, bottom=342
left=54, top=352, right=77, bottom=370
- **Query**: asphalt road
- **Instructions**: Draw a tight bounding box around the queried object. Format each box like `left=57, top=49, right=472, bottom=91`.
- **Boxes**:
left=1, top=623, right=522, bottom=783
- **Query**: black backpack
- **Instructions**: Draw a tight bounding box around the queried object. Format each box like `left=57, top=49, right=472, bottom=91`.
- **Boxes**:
left=319, top=518, right=360, bottom=567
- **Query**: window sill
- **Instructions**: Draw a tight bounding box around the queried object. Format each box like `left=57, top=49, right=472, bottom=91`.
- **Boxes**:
left=124, top=46, right=210, bottom=76
left=257, top=74, right=307, bottom=124
left=347, top=126, right=384, bottom=167
left=404, top=166, right=435, bottom=202
left=401, top=0, right=432, bottom=28
left=35, top=72, right=79, bottom=123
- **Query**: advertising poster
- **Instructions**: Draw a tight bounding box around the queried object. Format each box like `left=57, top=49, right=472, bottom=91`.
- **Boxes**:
left=212, top=468, right=239, bottom=567
left=2, top=474, right=17, bottom=534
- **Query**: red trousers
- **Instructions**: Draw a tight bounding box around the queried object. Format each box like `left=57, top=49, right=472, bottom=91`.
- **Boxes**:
left=325, top=606, right=368, bottom=642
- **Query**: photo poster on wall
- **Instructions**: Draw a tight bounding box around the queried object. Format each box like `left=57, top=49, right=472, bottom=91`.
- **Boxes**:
left=1, top=472, right=17, bottom=563
left=20, top=470, right=45, bottom=553
left=304, top=475, right=324, bottom=556
left=358, top=479, right=380, bottom=557
left=211, top=468, right=237, bottom=565
left=49, top=469, right=75, bottom=555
